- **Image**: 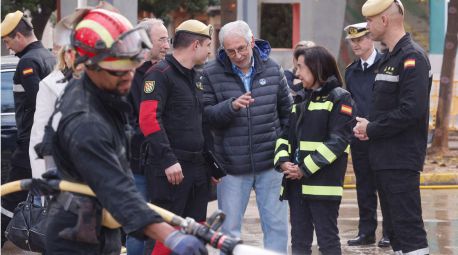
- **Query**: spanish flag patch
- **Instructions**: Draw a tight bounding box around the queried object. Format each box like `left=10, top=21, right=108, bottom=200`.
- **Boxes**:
left=404, top=58, right=416, bottom=69
left=22, top=68, right=33, bottom=75
left=340, top=104, right=352, bottom=116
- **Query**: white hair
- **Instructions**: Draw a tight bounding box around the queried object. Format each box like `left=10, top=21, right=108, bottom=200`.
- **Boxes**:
left=219, top=20, right=253, bottom=48
left=136, top=18, right=164, bottom=34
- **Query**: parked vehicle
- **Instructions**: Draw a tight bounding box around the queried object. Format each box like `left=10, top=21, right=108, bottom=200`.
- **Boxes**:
left=1, top=55, right=19, bottom=183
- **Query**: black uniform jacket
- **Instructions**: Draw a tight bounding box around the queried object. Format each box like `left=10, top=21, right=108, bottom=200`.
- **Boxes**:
left=366, top=33, right=432, bottom=171
left=274, top=77, right=354, bottom=201
left=127, top=60, right=154, bottom=174
left=139, top=54, right=205, bottom=171
left=51, top=74, right=163, bottom=235
left=13, top=41, right=55, bottom=167
left=345, top=50, right=382, bottom=118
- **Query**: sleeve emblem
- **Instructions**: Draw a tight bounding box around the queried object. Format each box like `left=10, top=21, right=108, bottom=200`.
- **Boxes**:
left=22, top=68, right=34, bottom=76
left=144, top=81, right=155, bottom=93
left=404, top=58, right=416, bottom=69
left=340, top=104, right=352, bottom=116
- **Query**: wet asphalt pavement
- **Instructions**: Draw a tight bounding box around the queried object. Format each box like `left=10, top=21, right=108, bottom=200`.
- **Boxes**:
left=2, top=189, right=457, bottom=254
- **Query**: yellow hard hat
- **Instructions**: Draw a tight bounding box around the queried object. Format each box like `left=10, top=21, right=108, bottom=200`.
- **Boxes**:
left=1, top=10, right=24, bottom=37
left=175, top=19, right=213, bottom=39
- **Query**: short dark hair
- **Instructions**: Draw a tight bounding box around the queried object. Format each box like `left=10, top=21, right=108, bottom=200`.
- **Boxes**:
left=7, top=18, right=33, bottom=38
left=173, top=31, right=207, bottom=49
left=294, top=46, right=343, bottom=86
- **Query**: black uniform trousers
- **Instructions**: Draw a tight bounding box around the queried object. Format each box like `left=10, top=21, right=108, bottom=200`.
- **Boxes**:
left=351, top=140, right=386, bottom=237
left=146, top=156, right=210, bottom=222
left=287, top=180, right=341, bottom=255
left=375, top=169, right=428, bottom=253
left=1, top=161, right=32, bottom=246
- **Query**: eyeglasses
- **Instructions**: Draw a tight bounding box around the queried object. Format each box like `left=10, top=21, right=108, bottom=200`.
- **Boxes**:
left=394, top=0, right=404, bottom=15
left=103, top=69, right=132, bottom=77
left=225, top=43, right=250, bottom=57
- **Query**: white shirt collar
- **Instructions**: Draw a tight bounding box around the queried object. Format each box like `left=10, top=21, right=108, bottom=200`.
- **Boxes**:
left=361, top=48, right=377, bottom=69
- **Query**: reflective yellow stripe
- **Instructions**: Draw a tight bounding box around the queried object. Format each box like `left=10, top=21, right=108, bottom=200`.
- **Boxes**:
left=344, top=145, right=350, bottom=154
left=308, top=101, right=333, bottom=111
left=274, top=151, right=289, bottom=165
left=292, top=104, right=296, bottom=113
left=303, top=155, right=319, bottom=173
left=76, top=19, right=114, bottom=47
left=299, top=141, right=320, bottom=151
left=316, top=143, right=337, bottom=163
left=280, top=185, right=284, bottom=196
left=302, top=185, right=343, bottom=196
left=276, top=138, right=289, bottom=150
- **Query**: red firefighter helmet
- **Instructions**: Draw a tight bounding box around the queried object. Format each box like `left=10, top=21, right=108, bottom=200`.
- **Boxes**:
left=72, top=8, right=151, bottom=71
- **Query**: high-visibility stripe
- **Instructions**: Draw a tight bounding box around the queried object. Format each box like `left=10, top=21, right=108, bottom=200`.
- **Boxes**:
left=344, top=145, right=350, bottom=154
left=316, top=143, right=337, bottom=163
left=13, top=84, right=25, bottom=92
left=139, top=100, right=160, bottom=136
left=302, top=185, right=343, bottom=196
left=275, top=138, right=289, bottom=150
left=292, top=104, right=296, bottom=113
left=299, top=141, right=320, bottom=151
left=76, top=19, right=114, bottom=47
left=303, top=155, right=320, bottom=173
left=280, top=186, right=284, bottom=196
left=274, top=150, right=289, bottom=165
left=375, top=74, right=399, bottom=82
left=403, top=248, right=429, bottom=255
left=308, top=101, right=333, bottom=111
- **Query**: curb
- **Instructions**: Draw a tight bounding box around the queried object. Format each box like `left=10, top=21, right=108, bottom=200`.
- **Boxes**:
left=344, top=172, right=458, bottom=186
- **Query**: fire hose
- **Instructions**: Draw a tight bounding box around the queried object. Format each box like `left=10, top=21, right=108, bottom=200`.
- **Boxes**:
left=1, top=179, right=281, bottom=255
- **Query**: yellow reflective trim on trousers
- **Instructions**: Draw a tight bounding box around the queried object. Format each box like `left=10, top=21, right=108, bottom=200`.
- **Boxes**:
left=299, top=141, right=320, bottom=151
left=274, top=150, right=289, bottom=165
left=344, top=145, right=350, bottom=154
left=316, top=143, right=337, bottom=163
left=302, top=185, right=343, bottom=196
left=280, top=185, right=284, bottom=196
left=308, top=101, right=333, bottom=111
left=303, top=155, right=319, bottom=173
left=76, top=19, right=114, bottom=47
left=292, top=104, right=296, bottom=113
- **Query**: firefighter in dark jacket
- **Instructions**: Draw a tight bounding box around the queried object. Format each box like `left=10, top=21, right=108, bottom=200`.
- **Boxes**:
left=139, top=19, right=213, bottom=255
left=354, top=0, right=430, bottom=254
left=344, top=22, right=390, bottom=248
left=45, top=9, right=206, bottom=255
left=274, top=46, right=354, bottom=255
left=0, top=10, right=55, bottom=246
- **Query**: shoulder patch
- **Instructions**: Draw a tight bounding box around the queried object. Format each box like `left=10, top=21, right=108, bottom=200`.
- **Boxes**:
left=144, top=81, right=155, bottom=93
left=22, top=68, right=34, bottom=76
left=404, top=58, right=415, bottom=69
left=340, top=104, right=352, bottom=116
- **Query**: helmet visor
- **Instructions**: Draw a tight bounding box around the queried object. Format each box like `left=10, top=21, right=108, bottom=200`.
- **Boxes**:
left=110, top=27, right=152, bottom=58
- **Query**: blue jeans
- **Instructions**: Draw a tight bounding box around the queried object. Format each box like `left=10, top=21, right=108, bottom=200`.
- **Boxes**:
left=126, top=174, right=150, bottom=255
left=217, top=169, right=288, bottom=253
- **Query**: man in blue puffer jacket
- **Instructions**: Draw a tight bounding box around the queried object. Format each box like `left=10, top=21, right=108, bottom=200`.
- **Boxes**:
left=202, top=20, right=292, bottom=253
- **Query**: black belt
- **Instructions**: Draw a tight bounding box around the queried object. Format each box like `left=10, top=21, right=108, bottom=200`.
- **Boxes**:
left=173, top=149, right=205, bottom=163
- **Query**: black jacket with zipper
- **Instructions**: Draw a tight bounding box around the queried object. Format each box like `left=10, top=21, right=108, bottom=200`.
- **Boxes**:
left=274, top=77, right=354, bottom=201
left=202, top=40, right=292, bottom=176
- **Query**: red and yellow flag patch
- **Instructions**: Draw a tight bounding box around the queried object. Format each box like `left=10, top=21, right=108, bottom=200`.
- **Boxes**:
left=404, top=58, right=416, bottom=69
left=22, top=68, right=33, bottom=76
left=340, top=104, right=352, bottom=116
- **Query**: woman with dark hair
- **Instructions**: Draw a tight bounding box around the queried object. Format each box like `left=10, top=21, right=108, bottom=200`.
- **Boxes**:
left=274, top=46, right=354, bottom=254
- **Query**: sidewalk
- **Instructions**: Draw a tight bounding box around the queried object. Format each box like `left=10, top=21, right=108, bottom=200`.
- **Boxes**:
left=345, top=133, right=458, bottom=186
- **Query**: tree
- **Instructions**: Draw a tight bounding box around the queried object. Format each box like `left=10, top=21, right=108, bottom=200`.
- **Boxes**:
left=429, top=0, right=458, bottom=155
left=1, top=0, right=56, bottom=40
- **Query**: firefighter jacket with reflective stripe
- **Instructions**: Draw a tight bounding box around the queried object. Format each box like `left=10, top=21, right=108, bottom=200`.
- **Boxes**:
left=366, top=33, right=432, bottom=171
left=274, top=77, right=354, bottom=201
left=139, top=54, right=205, bottom=171
left=12, top=41, right=55, bottom=168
